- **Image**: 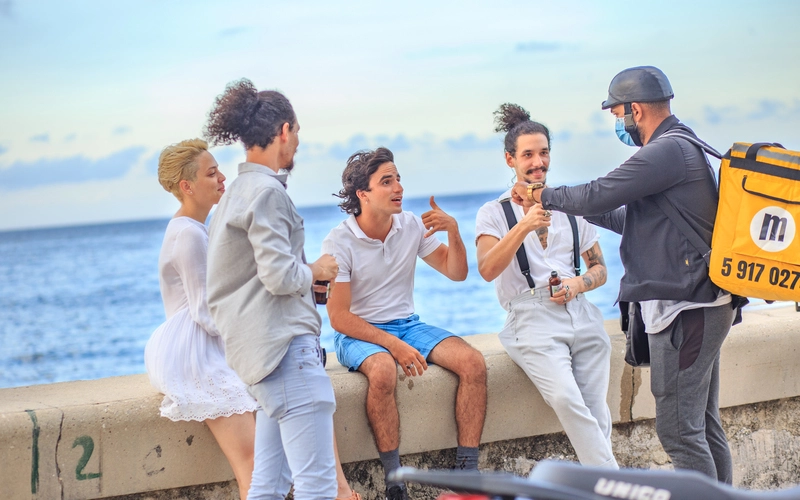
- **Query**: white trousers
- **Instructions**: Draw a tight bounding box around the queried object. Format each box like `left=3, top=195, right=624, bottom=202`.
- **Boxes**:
left=247, top=334, right=337, bottom=500
left=499, top=289, right=618, bottom=468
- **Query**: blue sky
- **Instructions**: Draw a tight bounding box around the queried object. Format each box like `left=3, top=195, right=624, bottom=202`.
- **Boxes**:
left=1, top=0, right=799, bottom=230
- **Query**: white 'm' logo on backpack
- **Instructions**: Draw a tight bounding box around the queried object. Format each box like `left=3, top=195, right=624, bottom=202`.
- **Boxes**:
left=750, top=206, right=795, bottom=252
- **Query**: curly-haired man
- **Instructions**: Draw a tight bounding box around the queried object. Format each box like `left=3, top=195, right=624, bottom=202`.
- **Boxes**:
left=322, top=147, right=487, bottom=500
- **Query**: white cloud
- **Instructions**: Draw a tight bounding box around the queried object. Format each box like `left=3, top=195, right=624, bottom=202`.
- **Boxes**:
left=1, top=0, right=799, bottom=230
left=0, top=146, right=146, bottom=191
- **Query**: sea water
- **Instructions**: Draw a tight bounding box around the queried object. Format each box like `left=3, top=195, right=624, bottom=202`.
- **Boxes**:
left=0, top=191, right=623, bottom=389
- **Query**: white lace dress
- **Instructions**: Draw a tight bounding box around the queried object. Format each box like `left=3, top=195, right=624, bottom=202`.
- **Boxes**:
left=144, top=217, right=258, bottom=421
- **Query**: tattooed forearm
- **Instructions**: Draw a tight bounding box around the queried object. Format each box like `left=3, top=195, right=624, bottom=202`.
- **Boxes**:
left=581, top=266, right=607, bottom=290
left=585, top=245, right=606, bottom=269
left=536, top=227, right=548, bottom=250
left=581, top=243, right=607, bottom=291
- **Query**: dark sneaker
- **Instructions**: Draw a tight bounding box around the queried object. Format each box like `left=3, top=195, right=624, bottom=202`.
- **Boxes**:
left=385, top=484, right=408, bottom=500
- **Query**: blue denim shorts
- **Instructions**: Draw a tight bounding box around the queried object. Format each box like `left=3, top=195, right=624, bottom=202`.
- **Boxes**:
left=334, top=314, right=455, bottom=371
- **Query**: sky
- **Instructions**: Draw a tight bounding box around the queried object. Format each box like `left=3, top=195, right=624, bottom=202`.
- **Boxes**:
left=1, top=0, right=799, bottom=231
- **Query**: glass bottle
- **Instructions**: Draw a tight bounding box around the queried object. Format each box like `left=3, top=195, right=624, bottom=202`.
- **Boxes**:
left=549, top=271, right=562, bottom=297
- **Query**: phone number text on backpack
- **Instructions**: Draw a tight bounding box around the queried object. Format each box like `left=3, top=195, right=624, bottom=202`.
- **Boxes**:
left=720, top=257, right=800, bottom=289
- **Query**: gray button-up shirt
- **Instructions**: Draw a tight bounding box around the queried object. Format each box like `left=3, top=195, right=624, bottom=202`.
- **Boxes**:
left=207, top=162, right=319, bottom=385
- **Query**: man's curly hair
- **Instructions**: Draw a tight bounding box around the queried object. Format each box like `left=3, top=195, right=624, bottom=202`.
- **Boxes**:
left=493, top=103, right=551, bottom=155
left=334, top=147, right=395, bottom=216
left=204, top=78, right=296, bottom=150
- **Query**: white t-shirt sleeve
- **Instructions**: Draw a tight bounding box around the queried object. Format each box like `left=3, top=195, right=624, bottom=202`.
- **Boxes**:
left=414, top=214, right=442, bottom=258
left=475, top=202, right=505, bottom=243
left=576, top=216, right=600, bottom=254
left=321, top=231, right=336, bottom=257
left=323, top=229, right=352, bottom=283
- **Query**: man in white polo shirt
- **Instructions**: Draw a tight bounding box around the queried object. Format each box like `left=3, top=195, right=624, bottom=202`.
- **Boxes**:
left=323, top=147, right=487, bottom=500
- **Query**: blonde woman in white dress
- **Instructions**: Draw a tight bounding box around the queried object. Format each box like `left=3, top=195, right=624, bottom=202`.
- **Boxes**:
left=145, top=138, right=360, bottom=500
left=145, top=138, right=258, bottom=499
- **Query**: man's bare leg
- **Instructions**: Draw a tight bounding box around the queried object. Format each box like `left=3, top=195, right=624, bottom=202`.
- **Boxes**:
left=428, top=337, right=487, bottom=468
left=358, top=352, right=401, bottom=451
left=357, top=351, right=406, bottom=494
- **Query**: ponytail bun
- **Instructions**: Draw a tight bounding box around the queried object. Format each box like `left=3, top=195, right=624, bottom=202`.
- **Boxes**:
left=204, top=79, right=260, bottom=146
left=493, top=103, right=551, bottom=155
left=493, top=103, right=531, bottom=133
left=204, top=79, right=296, bottom=150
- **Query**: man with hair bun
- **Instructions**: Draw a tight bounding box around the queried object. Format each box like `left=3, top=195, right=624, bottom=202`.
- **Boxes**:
left=476, top=103, right=618, bottom=469
left=518, top=66, right=737, bottom=482
left=324, top=147, right=487, bottom=500
left=204, top=79, right=341, bottom=500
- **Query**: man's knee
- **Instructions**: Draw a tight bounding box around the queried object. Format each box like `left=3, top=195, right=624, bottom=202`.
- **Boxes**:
left=654, top=412, right=693, bottom=455
left=545, top=391, right=576, bottom=415
left=458, top=347, right=487, bottom=384
left=360, top=353, right=398, bottom=395
left=434, top=338, right=487, bottom=382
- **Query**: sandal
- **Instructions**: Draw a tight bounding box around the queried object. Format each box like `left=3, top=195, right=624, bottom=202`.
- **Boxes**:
left=336, top=491, right=362, bottom=500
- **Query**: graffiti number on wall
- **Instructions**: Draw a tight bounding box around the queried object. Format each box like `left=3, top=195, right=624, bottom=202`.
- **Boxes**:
left=72, top=436, right=102, bottom=480
left=26, top=410, right=40, bottom=494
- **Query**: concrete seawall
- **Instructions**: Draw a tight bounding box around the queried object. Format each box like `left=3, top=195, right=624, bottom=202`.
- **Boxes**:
left=2, top=305, right=799, bottom=499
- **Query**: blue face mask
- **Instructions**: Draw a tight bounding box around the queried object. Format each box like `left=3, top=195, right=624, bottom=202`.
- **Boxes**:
left=615, top=117, right=637, bottom=147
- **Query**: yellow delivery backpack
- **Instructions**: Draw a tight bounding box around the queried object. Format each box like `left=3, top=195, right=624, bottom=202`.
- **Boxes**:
left=710, top=143, right=800, bottom=301
left=656, top=134, right=800, bottom=302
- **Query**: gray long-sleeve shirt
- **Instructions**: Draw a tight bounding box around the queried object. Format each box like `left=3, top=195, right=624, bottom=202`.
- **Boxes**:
left=206, top=162, right=319, bottom=385
left=541, top=115, right=721, bottom=303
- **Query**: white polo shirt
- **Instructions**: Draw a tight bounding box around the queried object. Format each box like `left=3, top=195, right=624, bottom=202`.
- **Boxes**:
left=475, top=190, right=599, bottom=311
left=322, top=211, right=442, bottom=324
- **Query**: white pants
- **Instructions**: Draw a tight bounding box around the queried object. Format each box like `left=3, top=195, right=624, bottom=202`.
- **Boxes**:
left=247, top=335, right=337, bottom=500
left=499, top=289, right=618, bottom=468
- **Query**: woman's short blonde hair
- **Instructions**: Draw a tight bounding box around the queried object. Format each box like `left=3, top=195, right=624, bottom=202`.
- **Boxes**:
left=157, top=138, right=209, bottom=200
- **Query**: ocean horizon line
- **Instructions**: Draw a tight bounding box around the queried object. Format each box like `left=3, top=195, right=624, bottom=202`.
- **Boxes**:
left=0, top=188, right=511, bottom=235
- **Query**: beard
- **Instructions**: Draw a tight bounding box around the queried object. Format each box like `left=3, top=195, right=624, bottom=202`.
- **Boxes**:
left=280, top=146, right=296, bottom=173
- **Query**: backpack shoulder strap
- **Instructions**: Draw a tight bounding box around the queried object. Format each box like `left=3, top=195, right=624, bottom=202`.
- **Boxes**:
left=659, top=130, right=723, bottom=159
left=652, top=194, right=711, bottom=266
left=659, top=130, right=722, bottom=189
left=500, top=199, right=536, bottom=290
left=567, top=214, right=581, bottom=276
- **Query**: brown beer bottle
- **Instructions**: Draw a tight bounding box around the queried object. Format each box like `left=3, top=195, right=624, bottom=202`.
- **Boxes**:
left=549, top=271, right=562, bottom=297
left=314, top=280, right=330, bottom=305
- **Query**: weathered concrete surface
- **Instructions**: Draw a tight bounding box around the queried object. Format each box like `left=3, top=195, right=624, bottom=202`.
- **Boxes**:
left=338, top=396, right=800, bottom=499
left=1, top=304, right=798, bottom=499
left=112, top=396, right=800, bottom=500
left=0, top=376, right=232, bottom=499
left=105, top=482, right=238, bottom=500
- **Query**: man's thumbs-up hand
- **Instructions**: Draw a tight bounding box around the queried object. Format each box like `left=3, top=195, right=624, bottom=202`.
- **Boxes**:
left=421, top=196, right=458, bottom=238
